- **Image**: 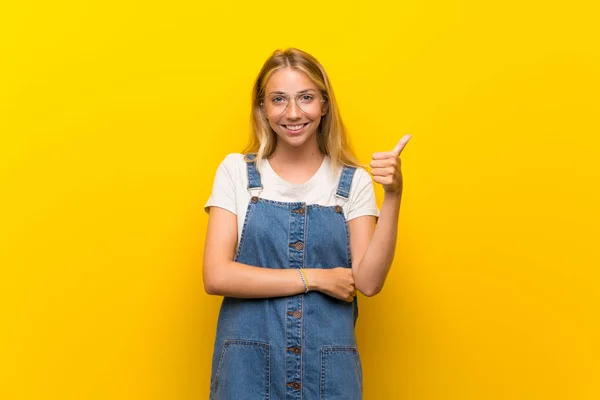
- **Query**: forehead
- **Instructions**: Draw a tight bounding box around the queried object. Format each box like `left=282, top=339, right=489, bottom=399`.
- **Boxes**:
left=265, top=67, right=318, bottom=93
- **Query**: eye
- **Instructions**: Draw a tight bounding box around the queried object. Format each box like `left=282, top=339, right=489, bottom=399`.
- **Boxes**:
left=300, top=94, right=314, bottom=102
left=271, top=96, right=286, bottom=104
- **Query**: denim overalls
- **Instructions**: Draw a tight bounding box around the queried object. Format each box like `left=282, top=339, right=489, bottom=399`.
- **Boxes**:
left=209, top=154, right=363, bottom=400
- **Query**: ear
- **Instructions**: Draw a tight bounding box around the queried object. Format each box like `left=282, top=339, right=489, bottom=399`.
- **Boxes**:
left=321, top=100, right=329, bottom=116
left=259, top=102, right=269, bottom=120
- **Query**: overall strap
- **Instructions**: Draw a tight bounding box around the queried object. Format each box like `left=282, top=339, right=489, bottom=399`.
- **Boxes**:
left=335, top=165, right=357, bottom=200
left=243, top=153, right=263, bottom=195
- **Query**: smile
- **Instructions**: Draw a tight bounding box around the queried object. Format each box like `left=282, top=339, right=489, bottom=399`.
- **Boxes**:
left=281, top=123, right=309, bottom=133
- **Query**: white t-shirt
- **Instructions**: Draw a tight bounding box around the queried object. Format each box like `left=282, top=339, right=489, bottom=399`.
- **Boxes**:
left=204, top=153, right=380, bottom=244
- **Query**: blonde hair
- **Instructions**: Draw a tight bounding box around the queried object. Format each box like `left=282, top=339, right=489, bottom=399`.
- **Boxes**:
left=243, top=48, right=361, bottom=169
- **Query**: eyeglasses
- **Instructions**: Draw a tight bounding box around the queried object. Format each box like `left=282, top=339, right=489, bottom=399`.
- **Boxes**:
left=261, top=91, right=326, bottom=117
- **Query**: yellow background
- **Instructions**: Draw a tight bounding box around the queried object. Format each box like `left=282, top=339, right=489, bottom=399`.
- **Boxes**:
left=1, top=1, right=599, bottom=399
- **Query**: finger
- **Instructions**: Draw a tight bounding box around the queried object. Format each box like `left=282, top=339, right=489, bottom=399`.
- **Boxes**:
left=370, top=167, right=395, bottom=176
left=392, top=134, right=412, bottom=156
left=372, top=175, right=393, bottom=185
left=372, top=151, right=397, bottom=160
left=370, top=159, right=397, bottom=168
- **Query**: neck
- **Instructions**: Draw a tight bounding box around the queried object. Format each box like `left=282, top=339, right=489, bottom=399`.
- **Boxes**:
left=270, top=137, right=324, bottom=167
left=267, top=137, right=325, bottom=184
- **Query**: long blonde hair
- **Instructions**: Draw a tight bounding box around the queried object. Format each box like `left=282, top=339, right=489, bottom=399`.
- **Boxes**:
left=243, top=48, right=361, bottom=169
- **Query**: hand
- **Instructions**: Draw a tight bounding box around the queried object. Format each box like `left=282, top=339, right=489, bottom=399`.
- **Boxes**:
left=370, top=134, right=411, bottom=194
left=304, top=267, right=357, bottom=302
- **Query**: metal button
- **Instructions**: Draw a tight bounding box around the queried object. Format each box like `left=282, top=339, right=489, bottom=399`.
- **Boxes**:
left=286, top=346, right=301, bottom=355
left=298, top=207, right=305, bottom=215
left=289, top=241, right=304, bottom=251
left=287, top=382, right=301, bottom=390
left=334, top=205, right=343, bottom=213
left=251, top=196, right=259, bottom=203
left=292, top=310, right=302, bottom=318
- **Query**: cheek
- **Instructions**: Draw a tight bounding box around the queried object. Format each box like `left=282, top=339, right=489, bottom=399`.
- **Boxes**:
left=267, top=119, right=280, bottom=132
left=310, top=118, right=322, bottom=131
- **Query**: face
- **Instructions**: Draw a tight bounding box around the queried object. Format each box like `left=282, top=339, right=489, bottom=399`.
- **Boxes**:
left=262, top=67, right=327, bottom=149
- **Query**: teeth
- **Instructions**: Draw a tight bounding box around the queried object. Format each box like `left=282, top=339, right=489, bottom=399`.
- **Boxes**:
left=285, top=124, right=306, bottom=131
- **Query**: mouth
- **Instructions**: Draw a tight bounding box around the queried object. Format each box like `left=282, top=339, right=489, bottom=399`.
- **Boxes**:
left=280, top=122, right=309, bottom=134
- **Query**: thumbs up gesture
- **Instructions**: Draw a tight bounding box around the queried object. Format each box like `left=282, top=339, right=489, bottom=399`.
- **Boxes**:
left=369, top=134, right=411, bottom=194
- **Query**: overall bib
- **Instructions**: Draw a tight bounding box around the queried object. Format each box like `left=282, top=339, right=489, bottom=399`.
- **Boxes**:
left=209, top=154, right=362, bottom=400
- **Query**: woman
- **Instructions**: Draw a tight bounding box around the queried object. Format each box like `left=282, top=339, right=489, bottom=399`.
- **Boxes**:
left=203, top=48, right=410, bottom=399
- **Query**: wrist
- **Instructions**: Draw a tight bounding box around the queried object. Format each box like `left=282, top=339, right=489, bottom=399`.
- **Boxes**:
left=383, top=189, right=402, bottom=200
left=303, top=268, right=322, bottom=291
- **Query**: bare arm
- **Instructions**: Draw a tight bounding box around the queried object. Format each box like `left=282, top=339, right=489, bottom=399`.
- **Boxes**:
left=203, top=206, right=310, bottom=297
left=203, top=206, right=355, bottom=300
left=349, top=192, right=401, bottom=297
left=349, top=134, right=411, bottom=297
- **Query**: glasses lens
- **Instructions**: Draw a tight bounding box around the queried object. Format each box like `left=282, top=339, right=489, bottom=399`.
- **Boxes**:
left=264, top=93, right=323, bottom=116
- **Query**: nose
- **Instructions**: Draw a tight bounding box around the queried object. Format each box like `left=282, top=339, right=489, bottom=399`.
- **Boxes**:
left=285, top=98, right=301, bottom=119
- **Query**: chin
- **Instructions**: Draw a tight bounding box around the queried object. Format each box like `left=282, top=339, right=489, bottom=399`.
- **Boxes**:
left=281, top=130, right=317, bottom=145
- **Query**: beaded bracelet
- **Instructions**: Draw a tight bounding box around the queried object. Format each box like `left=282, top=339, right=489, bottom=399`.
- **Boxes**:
left=297, top=268, right=309, bottom=294
left=301, top=268, right=309, bottom=288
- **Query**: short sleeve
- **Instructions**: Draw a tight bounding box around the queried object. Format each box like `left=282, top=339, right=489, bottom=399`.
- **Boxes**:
left=346, top=168, right=380, bottom=220
left=204, top=155, right=238, bottom=215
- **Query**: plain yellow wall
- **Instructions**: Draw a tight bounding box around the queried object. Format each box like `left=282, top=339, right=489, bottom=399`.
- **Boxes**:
left=1, top=1, right=599, bottom=399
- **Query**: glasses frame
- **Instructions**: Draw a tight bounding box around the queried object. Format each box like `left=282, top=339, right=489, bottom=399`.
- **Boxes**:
left=260, top=91, right=327, bottom=117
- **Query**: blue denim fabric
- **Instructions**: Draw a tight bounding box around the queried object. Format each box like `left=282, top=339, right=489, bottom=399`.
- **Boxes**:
left=209, top=155, right=363, bottom=400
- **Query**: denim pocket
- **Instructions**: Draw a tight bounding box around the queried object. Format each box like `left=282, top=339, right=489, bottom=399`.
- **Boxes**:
left=210, top=339, right=270, bottom=400
left=320, top=345, right=363, bottom=400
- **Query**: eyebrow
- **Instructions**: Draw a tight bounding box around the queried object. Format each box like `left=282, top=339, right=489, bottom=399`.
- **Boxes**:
left=267, top=89, right=317, bottom=95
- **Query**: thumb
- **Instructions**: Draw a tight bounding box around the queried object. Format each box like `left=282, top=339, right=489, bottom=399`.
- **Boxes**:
left=392, top=134, right=412, bottom=156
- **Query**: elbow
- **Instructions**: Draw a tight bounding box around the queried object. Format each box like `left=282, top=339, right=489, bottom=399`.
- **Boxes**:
left=357, top=282, right=383, bottom=297
left=354, top=268, right=384, bottom=297
left=203, top=265, right=223, bottom=296
left=204, top=279, right=220, bottom=296
left=361, top=287, right=382, bottom=297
